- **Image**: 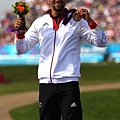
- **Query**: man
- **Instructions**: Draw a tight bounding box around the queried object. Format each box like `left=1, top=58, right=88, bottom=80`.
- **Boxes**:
left=14, top=0, right=107, bottom=120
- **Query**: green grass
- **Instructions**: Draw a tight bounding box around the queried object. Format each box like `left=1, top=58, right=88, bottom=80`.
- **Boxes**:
left=10, top=89, right=120, bottom=120
left=81, top=89, right=120, bottom=120
left=0, top=62, right=120, bottom=95
left=80, top=62, right=120, bottom=85
left=0, top=65, right=38, bottom=95
left=0, top=62, right=120, bottom=120
left=10, top=103, right=39, bottom=120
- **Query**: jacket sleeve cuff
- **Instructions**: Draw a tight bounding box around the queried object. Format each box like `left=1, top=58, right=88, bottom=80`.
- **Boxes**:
left=88, top=21, right=97, bottom=29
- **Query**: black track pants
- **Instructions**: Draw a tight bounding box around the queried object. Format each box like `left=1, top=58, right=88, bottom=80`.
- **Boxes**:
left=39, top=81, right=83, bottom=120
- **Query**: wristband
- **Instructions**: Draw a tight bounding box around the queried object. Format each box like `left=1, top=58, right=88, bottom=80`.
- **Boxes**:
left=88, top=21, right=97, bottom=29
left=16, top=31, right=26, bottom=39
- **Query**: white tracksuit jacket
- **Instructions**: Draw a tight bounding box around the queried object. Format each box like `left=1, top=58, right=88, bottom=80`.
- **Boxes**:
left=15, top=12, right=108, bottom=83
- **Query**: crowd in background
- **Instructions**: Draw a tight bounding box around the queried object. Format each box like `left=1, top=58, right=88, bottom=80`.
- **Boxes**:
left=0, top=0, right=120, bottom=45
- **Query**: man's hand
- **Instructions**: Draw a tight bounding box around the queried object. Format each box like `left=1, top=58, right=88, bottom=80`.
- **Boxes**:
left=72, top=11, right=82, bottom=21
left=14, top=17, right=26, bottom=33
left=72, top=8, right=94, bottom=24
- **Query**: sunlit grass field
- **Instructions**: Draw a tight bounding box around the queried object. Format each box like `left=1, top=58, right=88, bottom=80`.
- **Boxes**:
left=0, top=62, right=120, bottom=95
left=0, top=62, right=120, bottom=120
left=10, top=89, right=120, bottom=120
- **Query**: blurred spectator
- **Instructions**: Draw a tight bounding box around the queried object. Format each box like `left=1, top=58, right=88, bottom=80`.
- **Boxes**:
left=0, top=0, right=120, bottom=45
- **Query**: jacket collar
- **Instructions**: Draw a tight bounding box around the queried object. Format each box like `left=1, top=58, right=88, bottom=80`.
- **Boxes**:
left=46, top=8, right=76, bottom=25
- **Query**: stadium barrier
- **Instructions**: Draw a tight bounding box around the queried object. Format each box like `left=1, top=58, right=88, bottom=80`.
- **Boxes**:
left=0, top=43, right=120, bottom=65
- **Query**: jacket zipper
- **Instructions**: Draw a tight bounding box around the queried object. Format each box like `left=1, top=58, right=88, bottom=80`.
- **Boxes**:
left=50, top=18, right=59, bottom=83
left=50, top=31, right=56, bottom=82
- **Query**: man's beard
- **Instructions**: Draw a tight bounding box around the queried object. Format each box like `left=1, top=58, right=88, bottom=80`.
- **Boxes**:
left=53, top=4, right=65, bottom=12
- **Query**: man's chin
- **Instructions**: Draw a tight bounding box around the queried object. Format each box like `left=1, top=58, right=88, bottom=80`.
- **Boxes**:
left=54, top=7, right=64, bottom=12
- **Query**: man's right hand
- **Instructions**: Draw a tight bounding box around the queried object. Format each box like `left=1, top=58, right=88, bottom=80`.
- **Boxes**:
left=14, top=17, right=26, bottom=33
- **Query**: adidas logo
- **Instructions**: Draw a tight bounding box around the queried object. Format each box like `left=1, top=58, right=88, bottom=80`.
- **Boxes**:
left=70, top=102, right=77, bottom=107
